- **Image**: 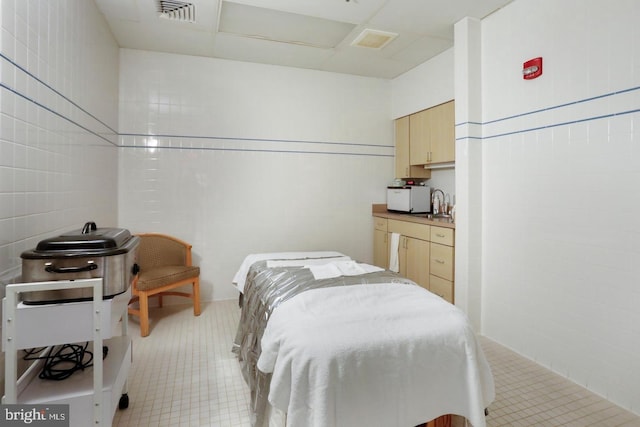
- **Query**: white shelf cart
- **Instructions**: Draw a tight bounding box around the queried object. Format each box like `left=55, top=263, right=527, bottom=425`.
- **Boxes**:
left=2, top=278, right=132, bottom=426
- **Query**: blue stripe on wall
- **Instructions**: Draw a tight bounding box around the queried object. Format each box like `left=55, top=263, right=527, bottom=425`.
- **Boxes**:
left=2, top=54, right=393, bottom=158
left=0, top=53, right=118, bottom=138
left=455, top=86, right=640, bottom=141
left=119, top=132, right=392, bottom=149
left=119, top=144, right=393, bottom=157
left=480, top=108, right=640, bottom=141
left=0, top=83, right=118, bottom=146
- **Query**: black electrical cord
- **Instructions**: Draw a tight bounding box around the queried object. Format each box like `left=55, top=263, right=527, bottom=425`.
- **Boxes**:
left=22, top=343, right=107, bottom=381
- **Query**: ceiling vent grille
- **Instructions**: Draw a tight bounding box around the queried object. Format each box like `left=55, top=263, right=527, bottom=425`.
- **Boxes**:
left=156, top=0, right=195, bottom=23
left=351, top=29, right=397, bottom=49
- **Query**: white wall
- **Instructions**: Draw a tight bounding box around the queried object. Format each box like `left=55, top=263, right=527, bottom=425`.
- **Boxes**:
left=391, top=49, right=454, bottom=120
left=0, top=1, right=119, bottom=281
left=117, top=49, right=394, bottom=301
left=0, top=0, right=119, bottom=393
left=453, top=17, right=483, bottom=332
left=477, top=0, right=640, bottom=414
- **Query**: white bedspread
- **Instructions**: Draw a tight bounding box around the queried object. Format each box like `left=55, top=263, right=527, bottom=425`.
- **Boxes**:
left=257, top=283, right=495, bottom=427
left=232, top=251, right=349, bottom=293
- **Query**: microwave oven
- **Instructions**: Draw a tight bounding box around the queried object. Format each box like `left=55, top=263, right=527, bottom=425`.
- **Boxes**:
left=387, top=185, right=430, bottom=213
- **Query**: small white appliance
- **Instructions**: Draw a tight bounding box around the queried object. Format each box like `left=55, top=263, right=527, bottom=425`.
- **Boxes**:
left=386, top=185, right=430, bottom=213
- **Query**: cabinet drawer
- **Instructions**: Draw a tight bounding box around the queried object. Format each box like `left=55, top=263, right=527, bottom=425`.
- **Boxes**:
left=430, top=275, right=454, bottom=304
left=388, top=219, right=430, bottom=241
left=430, top=243, right=454, bottom=281
left=373, top=217, right=388, bottom=232
left=430, top=226, right=454, bottom=246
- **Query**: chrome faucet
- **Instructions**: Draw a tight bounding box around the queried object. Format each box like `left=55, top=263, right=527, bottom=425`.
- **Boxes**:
left=431, top=189, right=445, bottom=215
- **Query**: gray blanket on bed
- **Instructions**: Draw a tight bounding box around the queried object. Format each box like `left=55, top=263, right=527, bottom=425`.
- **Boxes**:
left=232, top=260, right=414, bottom=427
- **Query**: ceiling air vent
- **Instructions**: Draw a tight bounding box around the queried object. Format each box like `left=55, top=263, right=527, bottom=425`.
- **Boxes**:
left=351, top=29, right=397, bottom=49
left=156, top=0, right=195, bottom=23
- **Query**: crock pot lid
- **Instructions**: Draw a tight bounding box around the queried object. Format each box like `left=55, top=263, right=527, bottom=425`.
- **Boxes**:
left=34, top=225, right=132, bottom=252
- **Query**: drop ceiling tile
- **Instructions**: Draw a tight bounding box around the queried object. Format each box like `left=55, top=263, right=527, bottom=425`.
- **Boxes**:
left=369, top=0, right=455, bottom=38
left=94, top=0, right=141, bottom=21
left=370, top=0, right=511, bottom=39
left=223, top=0, right=387, bottom=24
left=213, top=32, right=334, bottom=70
left=320, top=48, right=409, bottom=79
left=109, top=21, right=216, bottom=57
left=390, top=35, right=452, bottom=64
left=219, top=1, right=355, bottom=49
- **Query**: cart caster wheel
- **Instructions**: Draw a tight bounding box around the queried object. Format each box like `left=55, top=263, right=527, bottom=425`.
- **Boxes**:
left=119, top=393, right=129, bottom=410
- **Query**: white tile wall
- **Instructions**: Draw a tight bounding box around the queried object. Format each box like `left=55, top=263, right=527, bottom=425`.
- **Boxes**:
left=0, top=0, right=119, bottom=395
left=474, top=0, right=640, bottom=415
left=0, top=0, right=119, bottom=283
left=117, top=49, right=395, bottom=301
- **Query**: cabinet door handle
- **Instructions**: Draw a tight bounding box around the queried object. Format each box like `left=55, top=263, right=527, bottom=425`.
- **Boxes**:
left=435, top=259, right=445, bottom=264
left=436, top=233, right=445, bottom=238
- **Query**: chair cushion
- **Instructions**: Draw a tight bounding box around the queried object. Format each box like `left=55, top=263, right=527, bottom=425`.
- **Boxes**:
left=136, top=266, right=200, bottom=291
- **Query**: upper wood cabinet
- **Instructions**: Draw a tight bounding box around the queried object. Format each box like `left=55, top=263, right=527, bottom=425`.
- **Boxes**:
left=394, top=116, right=431, bottom=179
left=408, top=108, right=431, bottom=165
left=429, top=100, right=455, bottom=164
left=407, top=100, right=455, bottom=166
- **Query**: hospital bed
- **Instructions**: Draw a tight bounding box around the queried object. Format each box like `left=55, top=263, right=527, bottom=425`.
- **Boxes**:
left=232, top=252, right=494, bottom=427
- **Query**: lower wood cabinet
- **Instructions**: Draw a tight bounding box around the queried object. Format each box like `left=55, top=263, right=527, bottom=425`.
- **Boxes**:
left=402, top=236, right=430, bottom=289
left=429, top=225, right=454, bottom=302
left=430, top=242, right=454, bottom=281
left=373, top=215, right=455, bottom=303
left=429, top=275, right=454, bottom=303
left=373, top=217, right=389, bottom=269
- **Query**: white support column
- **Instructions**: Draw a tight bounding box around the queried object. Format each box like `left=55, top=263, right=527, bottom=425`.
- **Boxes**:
left=454, top=17, right=484, bottom=331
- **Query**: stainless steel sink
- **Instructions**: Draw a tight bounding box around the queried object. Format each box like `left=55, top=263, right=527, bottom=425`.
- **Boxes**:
left=427, top=214, right=451, bottom=219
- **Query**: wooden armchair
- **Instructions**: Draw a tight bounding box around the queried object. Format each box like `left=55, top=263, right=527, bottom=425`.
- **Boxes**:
left=128, top=233, right=201, bottom=337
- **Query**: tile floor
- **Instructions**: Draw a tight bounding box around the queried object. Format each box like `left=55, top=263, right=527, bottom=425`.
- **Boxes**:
left=113, top=300, right=640, bottom=427
left=113, top=300, right=251, bottom=427
left=480, top=336, right=639, bottom=427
